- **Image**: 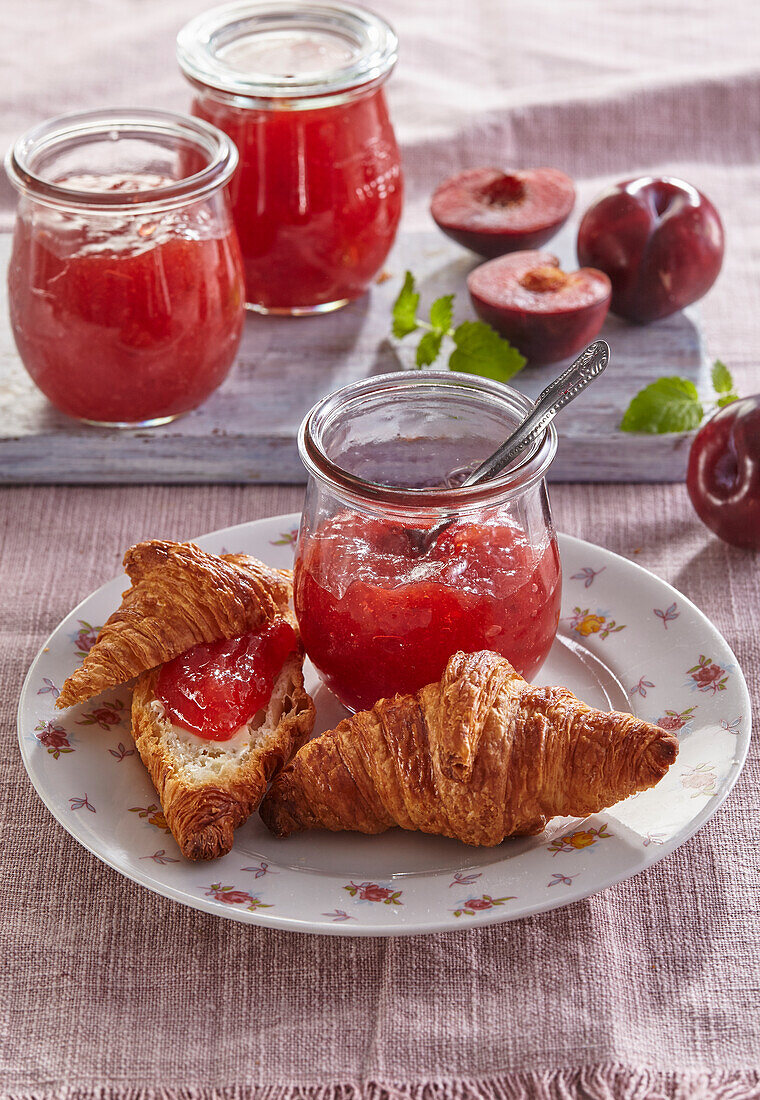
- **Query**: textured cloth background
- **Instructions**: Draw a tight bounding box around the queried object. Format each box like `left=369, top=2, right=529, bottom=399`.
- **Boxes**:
left=2, top=0, right=760, bottom=1097
left=2, top=486, right=759, bottom=1099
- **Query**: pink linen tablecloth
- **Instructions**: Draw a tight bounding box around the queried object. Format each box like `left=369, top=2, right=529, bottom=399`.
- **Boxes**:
left=2, top=1, right=760, bottom=1097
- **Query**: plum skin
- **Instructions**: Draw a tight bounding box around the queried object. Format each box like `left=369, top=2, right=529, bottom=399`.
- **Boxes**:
left=686, top=396, right=760, bottom=550
left=577, top=176, right=724, bottom=324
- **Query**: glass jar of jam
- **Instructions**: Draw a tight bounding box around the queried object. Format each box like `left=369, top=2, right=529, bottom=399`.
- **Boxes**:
left=6, top=109, right=245, bottom=426
left=295, top=372, right=562, bottom=712
left=177, top=1, right=403, bottom=314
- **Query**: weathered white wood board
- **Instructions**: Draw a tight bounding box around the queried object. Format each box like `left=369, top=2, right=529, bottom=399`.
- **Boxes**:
left=0, top=226, right=708, bottom=484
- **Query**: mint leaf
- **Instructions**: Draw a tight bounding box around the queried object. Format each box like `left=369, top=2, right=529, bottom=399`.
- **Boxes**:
left=429, top=294, right=454, bottom=334
left=449, top=321, right=526, bottom=382
left=416, top=331, right=444, bottom=367
left=711, top=359, right=734, bottom=394
left=717, top=393, right=739, bottom=407
left=620, top=377, right=703, bottom=433
left=392, top=271, right=419, bottom=339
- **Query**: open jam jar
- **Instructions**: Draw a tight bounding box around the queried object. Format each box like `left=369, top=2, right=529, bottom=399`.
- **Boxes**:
left=178, top=2, right=403, bottom=314
left=6, top=109, right=245, bottom=426
left=295, top=372, right=562, bottom=712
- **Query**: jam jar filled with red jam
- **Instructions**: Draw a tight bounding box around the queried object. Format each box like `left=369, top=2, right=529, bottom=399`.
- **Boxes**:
left=295, top=372, right=562, bottom=713
left=6, top=109, right=245, bottom=426
left=178, top=2, right=403, bottom=314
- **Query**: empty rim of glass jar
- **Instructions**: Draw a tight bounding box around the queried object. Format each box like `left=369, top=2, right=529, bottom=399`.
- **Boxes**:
left=299, top=371, right=558, bottom=514
left=5, top=108, right=238, bottom=213
left=177, top=1, right=398, bottom=105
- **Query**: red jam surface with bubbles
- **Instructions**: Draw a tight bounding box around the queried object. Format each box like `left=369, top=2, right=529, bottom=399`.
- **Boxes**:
left=193, top=91, right=402, bottom=310
left=156, top=619, right=298, bottom=741
left=295, top=511, right=562, bottom=712
left=8, top=174, right=245, bottom=424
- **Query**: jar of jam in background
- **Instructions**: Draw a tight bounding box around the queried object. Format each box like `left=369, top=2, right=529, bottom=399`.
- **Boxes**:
left=295, top=372, right=563, bottom=713
left=6, top=109, right=245, bottom=426
left=177, top=2, right=403, bottom=314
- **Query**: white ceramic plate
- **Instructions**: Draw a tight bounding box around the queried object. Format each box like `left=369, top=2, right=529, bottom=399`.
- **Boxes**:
left=18, top=513, right=750, bottom=936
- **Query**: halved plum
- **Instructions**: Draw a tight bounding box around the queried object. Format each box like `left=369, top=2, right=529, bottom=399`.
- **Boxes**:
left=430, top=168, right=575, bottom=258
left=467, top=250, right=611, bottom=366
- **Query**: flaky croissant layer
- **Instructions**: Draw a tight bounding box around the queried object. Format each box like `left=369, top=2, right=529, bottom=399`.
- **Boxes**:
left=57, top=540, right=292, bottom=709
left=259, top=650, right=679, bottom=847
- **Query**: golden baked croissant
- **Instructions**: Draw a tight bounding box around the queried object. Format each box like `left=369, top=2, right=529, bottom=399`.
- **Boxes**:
left=57, top=540, right=291, bottom=709
left=132, top=657, right=314, bottom=861
left=260, top=650, right=678, bottom=846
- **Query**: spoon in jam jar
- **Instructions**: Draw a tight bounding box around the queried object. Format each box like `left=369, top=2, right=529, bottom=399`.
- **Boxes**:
left=407, top=339, right=610, bottom=555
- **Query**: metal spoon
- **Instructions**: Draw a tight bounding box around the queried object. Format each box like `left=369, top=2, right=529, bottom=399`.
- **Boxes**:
left=406, top=339, right=610, bottom=555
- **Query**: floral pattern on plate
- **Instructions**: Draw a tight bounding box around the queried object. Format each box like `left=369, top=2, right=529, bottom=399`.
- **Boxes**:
left=17, top=513, right=751, bottom=936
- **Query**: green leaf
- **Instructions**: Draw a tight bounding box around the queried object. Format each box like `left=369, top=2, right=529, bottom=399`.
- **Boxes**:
left=711, top=359, right=735, bottom=394
left=620, top=377, right=703, bottom=433
left=429, top=294, right=454, bottom=334
left=391, top=271, right=420, bottom=339
left=416, top=330, right=444, bottom=367
left=717, top=393, right=739, bottom=407
left=449, top=321, right=526, bottom=382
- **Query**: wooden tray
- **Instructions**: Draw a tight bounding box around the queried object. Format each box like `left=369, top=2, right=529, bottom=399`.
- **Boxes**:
left=0, top=228, right=708, bottom=484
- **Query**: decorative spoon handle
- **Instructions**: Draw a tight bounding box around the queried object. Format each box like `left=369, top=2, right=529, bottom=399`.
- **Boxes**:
left=460, top=339, right=610, bottom=487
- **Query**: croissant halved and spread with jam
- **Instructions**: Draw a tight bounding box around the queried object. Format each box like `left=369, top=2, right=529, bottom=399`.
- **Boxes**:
left=56, top=540, right=315, bottom=860
left=56, top=539, right=678, bottom=862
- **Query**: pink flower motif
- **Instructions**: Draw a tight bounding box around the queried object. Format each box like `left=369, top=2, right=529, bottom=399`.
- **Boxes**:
left=687, top=656, right=729, bottom=695
left=657, top=707, right=695, bottom=732
left=363, top=884, right=392, bottom=902
left=204, top=883, right=273, bottom=911
left=72, top=620, right=101, bottom=657
left=35, top=721, right=73, bottom=758
left=452, top=893, right=515, bottom=917
left=343, top=881, right=403, bottom=905
left=219, top=889, right=251, bottom=905
left=695, top=664, right=721, bottom=687
left=464, top=897, right=492, bottom=911
left=681, top=764, right=718, bottom=797
left=77, top=699, right=125, bottom=730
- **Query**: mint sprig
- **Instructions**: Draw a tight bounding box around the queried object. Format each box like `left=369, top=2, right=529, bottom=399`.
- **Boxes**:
left=711, top=360, right=740, bottom=407
left=621, top=360, right=739, bottom=433
left=391, top=271, right=526, bottom=383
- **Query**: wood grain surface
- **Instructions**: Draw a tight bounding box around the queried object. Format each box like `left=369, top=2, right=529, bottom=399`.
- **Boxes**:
left=0, top=227, right=708, bottom=484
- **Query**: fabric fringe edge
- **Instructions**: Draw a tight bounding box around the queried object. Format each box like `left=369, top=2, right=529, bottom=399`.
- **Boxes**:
left=6, top=1065, right=760, bottom=1100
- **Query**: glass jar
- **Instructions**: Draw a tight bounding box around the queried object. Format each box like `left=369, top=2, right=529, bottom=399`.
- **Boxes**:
left=178, top=1, right=403, bottom=314
left=295, top=371, right=562, bottom=712
left=6, top=109, right=245, bottom=427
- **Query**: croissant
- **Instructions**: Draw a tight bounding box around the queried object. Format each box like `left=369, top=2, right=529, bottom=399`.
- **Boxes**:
left=260, top=650, right=679, bottom=846
left=132, top=656, right=315, bottom=861
left=57, top=540, right=292, bottom=709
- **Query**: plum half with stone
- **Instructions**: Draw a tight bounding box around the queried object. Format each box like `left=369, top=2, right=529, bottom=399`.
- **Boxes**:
left=467, top=251, right=611, bottom=366
left=430, top=168, right=575, bottom=258
left=577, top=176, right=724, bottom=324
left=686, top=396, right=760, bottom=550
